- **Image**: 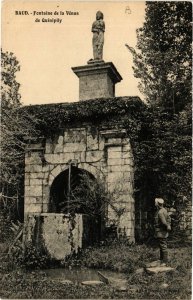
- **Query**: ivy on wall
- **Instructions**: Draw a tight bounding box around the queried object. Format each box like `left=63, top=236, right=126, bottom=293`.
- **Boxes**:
left=23, top=97, right=144, bottom=136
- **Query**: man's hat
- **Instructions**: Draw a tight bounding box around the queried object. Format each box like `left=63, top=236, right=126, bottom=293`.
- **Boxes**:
left=155, top=198, right=164, bottom=205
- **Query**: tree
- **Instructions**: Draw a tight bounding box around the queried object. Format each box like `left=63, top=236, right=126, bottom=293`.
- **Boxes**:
left=1, top=50, right=21, bottom=109
left=126, top=1, right=192, bottom=113
left=125, top=3, right=192, bottom=238
left=1, top=50, right=37, bottom=224
left=133, top=108, right=191, bottom=202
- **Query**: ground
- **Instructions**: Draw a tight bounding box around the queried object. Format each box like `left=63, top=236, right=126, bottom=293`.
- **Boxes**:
left=0, top=242, right=191, bottom=299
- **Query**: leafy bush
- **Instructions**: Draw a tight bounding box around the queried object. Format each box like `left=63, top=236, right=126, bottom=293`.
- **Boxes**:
left=12, top=242, right=51, bottom=270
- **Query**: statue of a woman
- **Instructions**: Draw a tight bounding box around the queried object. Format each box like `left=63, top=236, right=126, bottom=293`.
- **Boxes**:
left=92, top=11, right=105, bottom=60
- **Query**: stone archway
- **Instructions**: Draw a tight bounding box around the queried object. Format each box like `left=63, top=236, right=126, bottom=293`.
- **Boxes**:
left=49, top=166, right=95, bottom=213
left=49, top=166, right=104, bottom=245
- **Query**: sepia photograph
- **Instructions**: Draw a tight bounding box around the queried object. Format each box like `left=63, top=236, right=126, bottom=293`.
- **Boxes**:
left=1, top=0, right=192, bottom=299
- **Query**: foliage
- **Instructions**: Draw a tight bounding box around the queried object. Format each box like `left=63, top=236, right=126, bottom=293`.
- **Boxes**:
left=68, top=173, right=126, bottom=219
left=125, top=1, right=192, bottom=236
left=1, top=50, right=21, bottom=108
left=22, top=242, right=51, bottom=270
left=126, top=1, right=192, bottom=113
left=11, top=241, right=51, bottom=270
left=1, top=50, right=38, bottom=222
left=0, top=202, right=17, bottom=243
left=128, top=107, right=191, bottom=205
left=128, top=107, right=191, bottom=238
left=60, top=172, right=108, bottom=217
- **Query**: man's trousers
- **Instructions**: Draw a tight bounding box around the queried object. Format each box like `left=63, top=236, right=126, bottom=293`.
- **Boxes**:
left=158, top=237, right=168, bottom=263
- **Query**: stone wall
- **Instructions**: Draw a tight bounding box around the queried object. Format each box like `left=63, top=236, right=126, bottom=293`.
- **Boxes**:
left=24, top=125, right=135, bottom=241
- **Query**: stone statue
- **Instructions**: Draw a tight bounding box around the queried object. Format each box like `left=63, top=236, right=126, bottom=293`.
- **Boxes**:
left=92, top=11, right=105, bottom=60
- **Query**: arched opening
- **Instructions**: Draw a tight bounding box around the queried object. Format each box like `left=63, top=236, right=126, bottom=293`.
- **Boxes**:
left=49, top=166, right=104, bottom=245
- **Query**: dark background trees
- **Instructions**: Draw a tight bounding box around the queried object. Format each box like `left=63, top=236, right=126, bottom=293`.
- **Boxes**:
left=126, top=1, right=192, bottom=239
left=126, top=1, right=192, bottom=113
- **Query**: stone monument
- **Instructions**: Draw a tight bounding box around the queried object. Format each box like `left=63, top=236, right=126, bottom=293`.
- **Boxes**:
left=23, top=11, right=140, bottom=260
left=72, top=11, right=122, bottom=101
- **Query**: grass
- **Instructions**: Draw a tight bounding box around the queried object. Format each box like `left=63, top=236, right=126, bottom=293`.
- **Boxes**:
left=0, top=241, right=191, bottom=299
left=76, top=241, right=159, bottom=272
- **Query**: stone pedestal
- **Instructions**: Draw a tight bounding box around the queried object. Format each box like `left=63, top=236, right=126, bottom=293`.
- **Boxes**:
left=72, top=62, right=122, bottom=101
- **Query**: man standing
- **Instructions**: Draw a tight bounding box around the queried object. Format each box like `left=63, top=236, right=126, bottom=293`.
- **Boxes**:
left=154, top=198, right=171, bottom=266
